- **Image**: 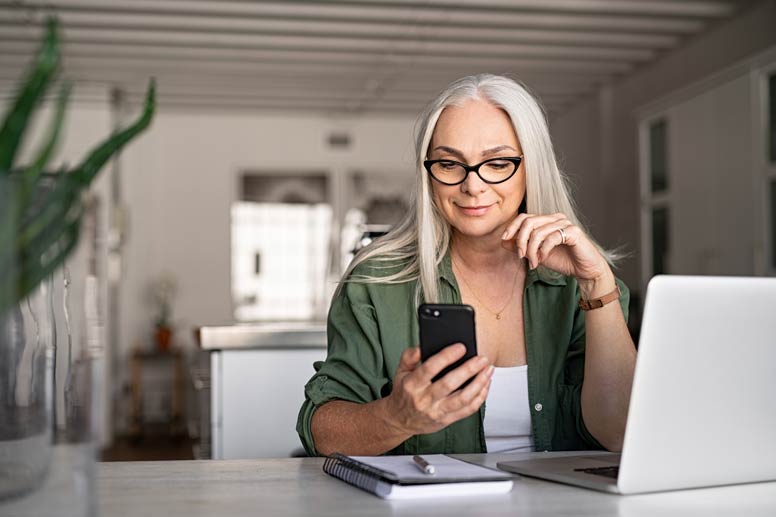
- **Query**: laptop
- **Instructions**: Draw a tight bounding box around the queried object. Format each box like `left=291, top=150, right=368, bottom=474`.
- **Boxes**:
left=498, top=275, right=776, bottom=495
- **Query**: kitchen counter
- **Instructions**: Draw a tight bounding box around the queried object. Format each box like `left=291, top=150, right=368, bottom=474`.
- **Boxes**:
left=198, top=321, right=327, bottom=350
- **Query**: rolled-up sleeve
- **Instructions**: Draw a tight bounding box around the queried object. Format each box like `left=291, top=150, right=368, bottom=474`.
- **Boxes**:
left=296, top=279, right=389, bottom=456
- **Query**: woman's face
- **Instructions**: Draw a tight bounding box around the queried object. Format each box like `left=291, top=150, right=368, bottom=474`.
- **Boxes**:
left=428, top=98, right=526, bottom=240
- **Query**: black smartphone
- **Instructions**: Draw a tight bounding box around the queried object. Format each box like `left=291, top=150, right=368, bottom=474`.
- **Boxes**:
left=418, top=303, right=478, bottom=386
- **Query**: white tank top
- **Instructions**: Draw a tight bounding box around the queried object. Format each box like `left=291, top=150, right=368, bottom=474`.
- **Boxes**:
left=483, top=365, right=535, bottom=453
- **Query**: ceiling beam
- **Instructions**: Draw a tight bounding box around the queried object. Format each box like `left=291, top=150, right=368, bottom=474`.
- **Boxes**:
left=0, top=25, right=656, bottom=62
left=0, top=42, right=635, bottom=74
left=273, top=0, right=736, bottom=17
left=0, top=11, right=681, bottom=49
left=2, top=0, right=710, bottom=33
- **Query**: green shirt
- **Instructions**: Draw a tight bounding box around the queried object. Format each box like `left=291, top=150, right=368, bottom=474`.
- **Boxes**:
left=297, top=253, right=629, bottom=456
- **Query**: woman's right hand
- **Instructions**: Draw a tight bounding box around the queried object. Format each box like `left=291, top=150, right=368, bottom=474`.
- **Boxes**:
left=382, top=345, right=494, bottom=436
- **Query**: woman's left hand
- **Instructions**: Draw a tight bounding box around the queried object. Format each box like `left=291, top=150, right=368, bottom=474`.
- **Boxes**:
left=501, top=212, right=611, bottom=284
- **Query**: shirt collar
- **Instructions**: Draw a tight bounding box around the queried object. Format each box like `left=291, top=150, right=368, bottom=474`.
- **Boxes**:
left=439, top=251, right=457, bottom=287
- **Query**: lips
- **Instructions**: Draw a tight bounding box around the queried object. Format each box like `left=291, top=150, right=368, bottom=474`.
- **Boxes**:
left=457, top=203, right=493, bottom=216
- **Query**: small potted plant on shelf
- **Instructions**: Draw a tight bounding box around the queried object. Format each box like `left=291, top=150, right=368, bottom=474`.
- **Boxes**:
left=149, top=272, right=177, bottom=352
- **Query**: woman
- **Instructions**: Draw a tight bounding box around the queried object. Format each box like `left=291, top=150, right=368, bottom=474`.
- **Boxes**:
left=297, top=74, right=636, bottom=457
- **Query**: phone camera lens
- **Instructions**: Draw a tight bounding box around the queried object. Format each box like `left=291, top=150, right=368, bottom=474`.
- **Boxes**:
left=433, top=310, right=440, bottom=317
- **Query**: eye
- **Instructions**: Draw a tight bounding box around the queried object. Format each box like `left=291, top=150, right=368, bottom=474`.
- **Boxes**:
left=438, top=160, right=458, bottom=170
left=486, top=160, right=511, bottom=170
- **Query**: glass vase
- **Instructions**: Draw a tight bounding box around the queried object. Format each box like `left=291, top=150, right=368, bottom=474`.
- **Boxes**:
left=0, top=261, right=101, bottom=517
left=0, top=279, right=54, bottom=499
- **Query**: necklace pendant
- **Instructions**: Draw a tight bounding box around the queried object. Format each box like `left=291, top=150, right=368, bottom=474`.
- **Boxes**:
left=496, top=313, right=501, bottom=320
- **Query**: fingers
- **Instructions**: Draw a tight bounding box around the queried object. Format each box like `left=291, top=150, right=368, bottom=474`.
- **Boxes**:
left=501, top=213, right=530, bottom=243
left=391, top=346, right=492, bottom=435
left=514, top=213, right=566, bottom=260
left=429, top=354, right=491, bottom=397
left=525, top=220, right=570, bottom=270
left=503, top=213, right=562, bottom=256
left=397, top=346, right=421, bottom=374
left=415, top=343, right=467, bottom=383
left=502, top=212, right=575, bottom=269
left=441, top=364, right=494, bottom=424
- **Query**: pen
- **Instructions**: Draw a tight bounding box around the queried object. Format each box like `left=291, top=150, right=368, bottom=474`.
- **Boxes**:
left=412, top=455, right=436, bottom=475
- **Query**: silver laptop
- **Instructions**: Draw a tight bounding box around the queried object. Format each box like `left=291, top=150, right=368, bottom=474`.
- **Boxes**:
left=498, top=275, right=776, bottom=495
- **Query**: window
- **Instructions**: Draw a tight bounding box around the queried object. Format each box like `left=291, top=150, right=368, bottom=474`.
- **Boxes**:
left=649, top=119, right=669, bottom=193
left=766, top=71, right=776, bottom=275
left=231, top=174, right=331, bottom=321
left=232, top=202, right=331, bottom=321
left=769, top=73, right=776, bottom=163
left=651, top=207, right=670, bottom=275
left=771, top=180, right=776, bottom=270
left=641, top=117, right=671, bottom=285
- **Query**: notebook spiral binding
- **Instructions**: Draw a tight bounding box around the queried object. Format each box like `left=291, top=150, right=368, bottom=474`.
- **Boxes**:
left=323, top=453, right=399, bottom=494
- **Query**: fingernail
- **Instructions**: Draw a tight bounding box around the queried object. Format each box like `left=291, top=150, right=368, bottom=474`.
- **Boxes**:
left=488, top=365, right=495, bottom=376
left=502, top=230, right=509, bottom=240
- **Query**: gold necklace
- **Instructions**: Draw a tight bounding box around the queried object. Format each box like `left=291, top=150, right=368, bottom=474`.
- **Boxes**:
left=452, top=259, right=520, bottom=320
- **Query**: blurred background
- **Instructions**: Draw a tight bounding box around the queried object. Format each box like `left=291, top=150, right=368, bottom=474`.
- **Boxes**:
left=1, top=0, right=774, bottom=462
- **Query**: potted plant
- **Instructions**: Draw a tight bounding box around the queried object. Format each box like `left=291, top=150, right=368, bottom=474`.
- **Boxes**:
left=150, top=272, right=178, bottom=352
left=0, top=17, right=155, bottom=501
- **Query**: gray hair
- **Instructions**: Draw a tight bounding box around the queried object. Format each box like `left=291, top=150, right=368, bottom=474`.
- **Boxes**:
left=340, top=73, right=615, bottom=303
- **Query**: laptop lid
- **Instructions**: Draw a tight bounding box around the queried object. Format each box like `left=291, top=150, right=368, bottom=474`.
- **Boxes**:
left=618, top=275, right=776, bottom=494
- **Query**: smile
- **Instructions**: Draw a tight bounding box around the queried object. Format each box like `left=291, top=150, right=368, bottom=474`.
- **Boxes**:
left=456, top=203, right=494, bottom=216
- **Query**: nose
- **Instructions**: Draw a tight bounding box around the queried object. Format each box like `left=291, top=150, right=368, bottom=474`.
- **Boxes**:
left=460, top=169, right=487, bottom=195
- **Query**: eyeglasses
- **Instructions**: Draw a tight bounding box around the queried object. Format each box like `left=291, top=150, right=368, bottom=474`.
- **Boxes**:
left=423, top=156, right=523, bottom=186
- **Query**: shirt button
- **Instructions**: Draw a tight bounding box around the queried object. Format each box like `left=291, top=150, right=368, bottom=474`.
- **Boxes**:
left=534, top=403, right=543, bottom=412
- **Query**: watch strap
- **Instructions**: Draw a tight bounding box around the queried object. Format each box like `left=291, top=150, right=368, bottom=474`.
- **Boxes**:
left=578, top=285, right=621, bottom=311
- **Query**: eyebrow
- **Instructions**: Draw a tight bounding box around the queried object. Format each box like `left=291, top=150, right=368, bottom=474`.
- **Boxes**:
left=430, top=145, right=518, bottom=160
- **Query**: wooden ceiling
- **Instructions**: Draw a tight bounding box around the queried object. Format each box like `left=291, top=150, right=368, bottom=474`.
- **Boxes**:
left=0, top=0, right=751, bottom=116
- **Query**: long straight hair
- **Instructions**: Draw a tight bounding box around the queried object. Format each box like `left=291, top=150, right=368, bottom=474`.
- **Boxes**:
left=340, top=74, right=616, bottom=303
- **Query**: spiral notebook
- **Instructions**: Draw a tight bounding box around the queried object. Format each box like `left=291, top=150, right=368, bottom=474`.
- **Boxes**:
left=322, top=453, right=514, bottom=500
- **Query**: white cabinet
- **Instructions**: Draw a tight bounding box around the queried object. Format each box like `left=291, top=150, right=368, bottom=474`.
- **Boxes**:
left=210, top=348, right=326, bottom=459
left=201, top=323, right=327, bottom=459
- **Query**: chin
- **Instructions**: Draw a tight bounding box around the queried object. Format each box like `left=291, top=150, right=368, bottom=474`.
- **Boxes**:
left=450, top=218, right=503, bottom=238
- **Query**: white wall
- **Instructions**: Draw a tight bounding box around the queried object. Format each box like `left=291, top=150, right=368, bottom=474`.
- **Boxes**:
left=550, top=0, right=776, bottom=295
left=632, top=72, right=763, bottom=287
left=663, top=75, right=756, bottom=277
left=120, top=109, right=416, bottom=332
left=114, top=110, right=415, bottom=429
left=551, top=96, right=603, bottom=235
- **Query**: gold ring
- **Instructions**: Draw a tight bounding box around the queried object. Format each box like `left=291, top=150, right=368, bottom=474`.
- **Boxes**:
left=558, top=227, right=567, bottom=245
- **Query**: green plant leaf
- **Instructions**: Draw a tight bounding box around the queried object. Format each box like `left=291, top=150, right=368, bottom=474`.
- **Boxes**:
left=18, top=81, right=71, bottom=205
left=0, top=170, right=73, bottom=271
left=0, top=17, right=156, bottom=318
left=0, top=216, right=81, bottom=317
left=73, top=78, right=156, bottom=187
left=17, top=183, right=79, bottom=256
left=0, top=17, right=60, bottom=173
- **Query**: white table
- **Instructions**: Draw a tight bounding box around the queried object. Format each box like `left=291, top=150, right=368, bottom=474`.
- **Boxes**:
left=94, top=452, right=776, bottom=517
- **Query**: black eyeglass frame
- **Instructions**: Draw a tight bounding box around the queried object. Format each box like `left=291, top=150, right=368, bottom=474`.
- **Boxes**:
left=423, top=156, right=524, bottom=186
